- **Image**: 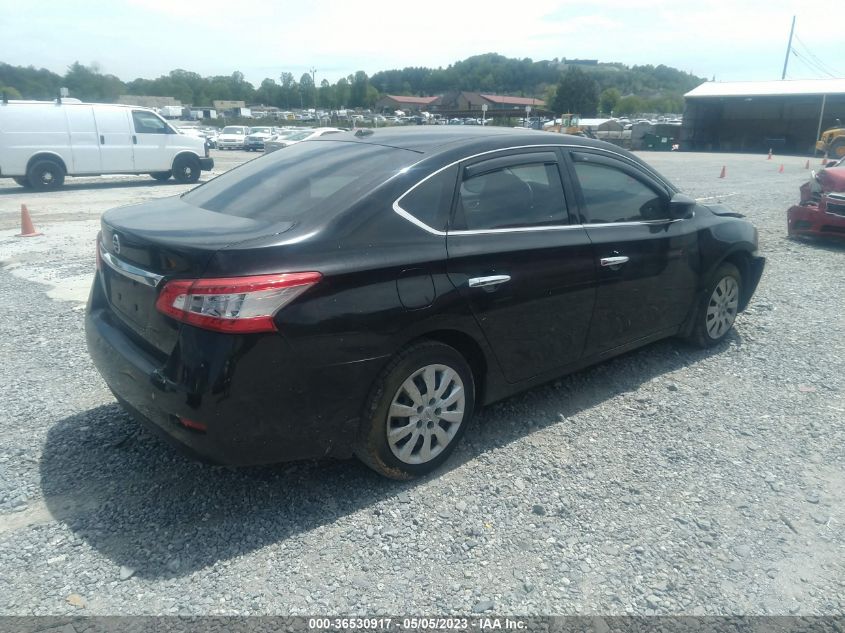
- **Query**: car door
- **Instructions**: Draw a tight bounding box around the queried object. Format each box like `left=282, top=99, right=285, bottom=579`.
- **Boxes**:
left=93, top=107, right=135, bottom=172
left=446, top=149, right=596, bottom=383
left=564, top=150, right=699, bottom=356
left=130, top=110, right=173, bottom=172
left=64, top=106, right=101, bottom=174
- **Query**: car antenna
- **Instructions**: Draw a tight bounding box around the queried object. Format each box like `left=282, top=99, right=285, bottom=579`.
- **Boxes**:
left=355, top=128, right=374, bottom=137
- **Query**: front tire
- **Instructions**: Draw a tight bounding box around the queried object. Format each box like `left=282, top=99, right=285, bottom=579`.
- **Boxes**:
left=27, top=159, right=65, bottom=190
left=150, top=171, right=172, bottom=182
left=12, top=176, right=31, bottom=188
left=354, top=341, right=475, bottom=479
left=688, top=262, right=742, bottom=347
left=172, top=155, right=201, bottom=184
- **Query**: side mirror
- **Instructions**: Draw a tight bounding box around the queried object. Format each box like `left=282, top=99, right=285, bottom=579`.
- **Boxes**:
left=669, top=192, right=696, bottom=219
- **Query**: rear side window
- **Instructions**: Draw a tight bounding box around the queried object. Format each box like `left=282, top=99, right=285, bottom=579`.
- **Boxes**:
left=183, top=140, right=418, bottom=222
left=573, top=162, right=669, bottom=223
left=396, top=167, right=457, bottom=231
left=455, top=162, right=568, bottom=231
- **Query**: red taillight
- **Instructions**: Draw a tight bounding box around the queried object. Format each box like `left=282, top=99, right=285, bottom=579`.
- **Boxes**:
left=178, top=417, right=207, bottom=432
left=155, top=272, right=321, bottom=334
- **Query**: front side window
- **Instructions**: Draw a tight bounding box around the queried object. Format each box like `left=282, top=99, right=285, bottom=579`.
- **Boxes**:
left=132, top=110, right=168, bottom=134
left=455, top=161, right=568, bottom=231
left=573, top=162, right=669, bottom=223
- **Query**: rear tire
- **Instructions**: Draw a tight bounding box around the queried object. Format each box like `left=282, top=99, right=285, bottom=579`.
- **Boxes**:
left=150, top=171, right=172, bottom=182
left=172, top=155, right=201, bottom=184
left=12, top=176, right=31, bottom=188
left=687, top=262, right=743, bottom=347
left=354, top=341, right=475, bottom=479
left=27, top=159, right=65, bottom=190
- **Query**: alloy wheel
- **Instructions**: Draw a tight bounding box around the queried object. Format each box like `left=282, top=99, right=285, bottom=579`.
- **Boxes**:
left=386, top=364, right=465, bottom=465
left=706, top=276, right=739, bottom=339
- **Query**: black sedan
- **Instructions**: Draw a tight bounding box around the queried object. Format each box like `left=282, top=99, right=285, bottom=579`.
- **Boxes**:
left=86, top=127, right=765, bottom=479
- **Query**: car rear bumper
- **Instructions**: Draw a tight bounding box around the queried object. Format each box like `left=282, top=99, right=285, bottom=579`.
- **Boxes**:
left=787, top=204, right=845, bottom=239
left=85, top=275, right=387, bottom=466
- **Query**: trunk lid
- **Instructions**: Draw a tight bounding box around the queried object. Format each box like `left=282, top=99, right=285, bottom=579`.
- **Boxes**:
left=99, top=196, right=294, bottom=354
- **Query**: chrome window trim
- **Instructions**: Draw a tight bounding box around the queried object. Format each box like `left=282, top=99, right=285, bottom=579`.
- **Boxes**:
left=99, top=243, right=164, bottom=287
left=392, top=143, right=677, bottom=236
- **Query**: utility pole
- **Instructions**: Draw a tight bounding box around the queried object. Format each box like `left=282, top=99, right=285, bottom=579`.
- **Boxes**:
left=781, top=15, right=795, bottom=80
left=310, top=67, right=317, bottom=109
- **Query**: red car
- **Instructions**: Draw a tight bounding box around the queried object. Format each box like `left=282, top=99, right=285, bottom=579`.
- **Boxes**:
left=787, top=157, right=845, bottom=239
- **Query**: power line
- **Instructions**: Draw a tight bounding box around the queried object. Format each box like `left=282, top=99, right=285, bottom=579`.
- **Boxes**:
left=793, top=48, right=837, bottom=79
left=792, top=33, right=843, bottom=77
left=790, top=49, right=834, bottom=79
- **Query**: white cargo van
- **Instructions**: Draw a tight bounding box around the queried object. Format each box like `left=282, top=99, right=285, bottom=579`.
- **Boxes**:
left=0, top=100, right=214, bottom=190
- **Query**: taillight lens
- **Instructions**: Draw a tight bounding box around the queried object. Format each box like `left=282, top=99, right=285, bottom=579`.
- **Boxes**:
left=155, top=272, right=321, bottom=333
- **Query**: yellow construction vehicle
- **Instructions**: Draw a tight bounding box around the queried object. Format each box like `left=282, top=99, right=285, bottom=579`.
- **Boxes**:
left=547, top=113, right=593, bottom=137
left=816, top=118, right=845, bottom=158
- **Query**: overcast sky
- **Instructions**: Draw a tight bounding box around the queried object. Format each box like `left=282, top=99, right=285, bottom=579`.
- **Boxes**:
left=0, top=0, right=840, bottom=88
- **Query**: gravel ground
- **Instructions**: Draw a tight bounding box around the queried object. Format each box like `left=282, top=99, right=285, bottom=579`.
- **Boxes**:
left=0, top=149, right=842, bottom=616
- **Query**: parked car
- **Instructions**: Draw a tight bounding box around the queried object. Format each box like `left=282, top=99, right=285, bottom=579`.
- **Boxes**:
left=217, top=125, right=250, bottom=150
left=0, top=100, right=212, bottom=188
left=244, top=126, right=275, bottom=151
left=787, top=156, right=845, bottom=239
left=263, top=127, right=342, bottom=153
left=86, top=127, right=764, bottom=479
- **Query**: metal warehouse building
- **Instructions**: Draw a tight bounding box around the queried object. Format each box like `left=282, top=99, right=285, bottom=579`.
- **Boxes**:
left=681, top=79, right=845, bottom=154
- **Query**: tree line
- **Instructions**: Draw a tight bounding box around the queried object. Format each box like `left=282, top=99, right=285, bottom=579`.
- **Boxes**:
left=0, top=54, right=705, bottom=116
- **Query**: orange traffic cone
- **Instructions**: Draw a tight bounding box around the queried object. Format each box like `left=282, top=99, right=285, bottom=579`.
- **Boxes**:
left=767, top=148, right=772, bottom=160
left=16, top=204, right=42, bottom=237
left=778, top=164, right=784, bottom=173
left=805, top=159, right=810, bottom=169
left=719, top=166, right=726, bottom=178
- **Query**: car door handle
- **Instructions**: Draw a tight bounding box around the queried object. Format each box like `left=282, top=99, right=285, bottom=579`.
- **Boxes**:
left=468, top=275, right=511, bottom=288
left=132, top=135, right=137, bottom=145
left=600, top=256, right=630, bottom=267
left=99, top=135, right=105, bottom=144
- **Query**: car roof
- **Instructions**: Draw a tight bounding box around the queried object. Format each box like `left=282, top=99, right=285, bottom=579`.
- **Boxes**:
left=329, top=126, right=615, bottom=155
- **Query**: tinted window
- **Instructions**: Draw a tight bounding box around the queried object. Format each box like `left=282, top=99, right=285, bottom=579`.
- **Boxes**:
left=573, top=162, right=669, bottom=223
left=456, top=162, right=567, bottom=230
left=132, top=110, right=168, bottom=134
left=183, top=140, right=417, bottom=222
left=398, top=167, right=457, bottom=231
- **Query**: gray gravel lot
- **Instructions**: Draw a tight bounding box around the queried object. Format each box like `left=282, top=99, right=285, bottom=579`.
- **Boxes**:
left=0, top=148, right=842, bottom=616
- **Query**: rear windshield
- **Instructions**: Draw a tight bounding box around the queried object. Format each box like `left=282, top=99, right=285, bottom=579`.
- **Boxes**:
left=183, top=140, right=419, bottom=222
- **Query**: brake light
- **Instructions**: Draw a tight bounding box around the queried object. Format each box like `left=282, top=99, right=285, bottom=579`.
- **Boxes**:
left=155, top=272, right=321, bottom=333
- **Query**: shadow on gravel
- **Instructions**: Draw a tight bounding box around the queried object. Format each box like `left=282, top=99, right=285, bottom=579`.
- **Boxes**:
left=787, top=235, right=845, bottom=252
left=40, top=335, right=734, bottom=579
